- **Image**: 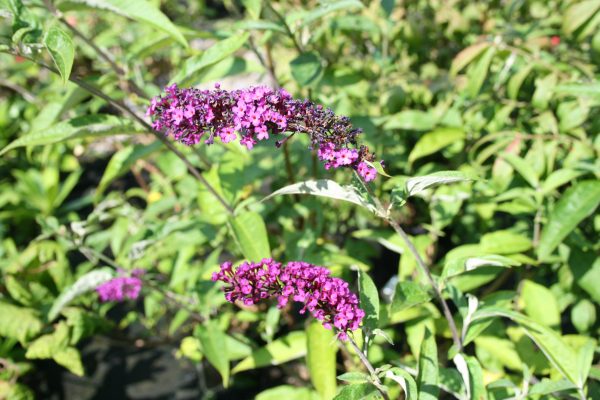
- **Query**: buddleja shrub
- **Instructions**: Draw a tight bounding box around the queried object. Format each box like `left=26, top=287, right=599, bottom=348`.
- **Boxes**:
left=1, top=1, right=599, bottom=400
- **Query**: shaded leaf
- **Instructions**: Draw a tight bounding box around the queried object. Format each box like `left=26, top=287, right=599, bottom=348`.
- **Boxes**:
left=229, top=211, right=271, bottom=262
left=290, top=52, right=322, bottom=86
left=196, top=321, right=230, bottom=387
left=417, top=328, right=439, bottom=400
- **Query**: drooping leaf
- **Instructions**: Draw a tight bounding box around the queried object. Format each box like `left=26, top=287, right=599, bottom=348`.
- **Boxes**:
left=417, top=328, right=439, bottom=400
left=232, top=331, right=307, bottom=373
left=501, top=153, right=540, bottom=188
left=48, top=268, right=114, bottom=321
left=196, top=321, right=230, bottom=387
left=472, top=308, right=581, bottom=387
left=385, top=367, right=418, bottom=399
left=263, top=179, right=379, bottom=215
left=405, top=171, right=470, bottom=197
left=0, top=115, right=142, bottom=156
left=44, top=26, right=74, bottom=84
left=60, top=0, right=188, bottom=46
left=358, top=270, right=379, bottom=331
left=538, top=180, right=600, bottom=260
left=306, top=321, right=337, bottom=399
left=229, top=211, right=271, bottom=262
left=171, top=33, right=250, bottom=85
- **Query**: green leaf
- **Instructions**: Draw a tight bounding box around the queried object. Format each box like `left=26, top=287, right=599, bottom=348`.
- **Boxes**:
left=0, top=115, right=141, bottom=156
left=450, top=42, right=491, bottom=76
left=196, top=321, right=230, bottom=387
left=562, top=0, right=600, bottom=35
left=500, top=153, right=539, bottom=188
left=472, top=308, right=581, bottom=387
left=0, top=301, right=43, bottom=343
left=25, top=322, right=69, bottom=359
left=48, top=268, right=114, bottom=321
left=408, top=128, right=465, bottom=165
left=443, top=255, right=519, bottom=280
left=480, top=230, right=532, bottom=254
left=528, top=379, right=577, bottom=396
left=62, top=0, right=188, bottom=47
left=171, top=33, right=250, bottom=85
left=333, top=383, right=378, bottom=400
left=358, top=270, right=379, bottom=331
left=229, top=211, right=271, bottom=262
left=571, top=299, right=596, bottom=333
left=295, top=0, right=364, bottom=27
left=541, top=169, right=586, bottom=195
left=467, top=46, right=496, bottom=97
left=337, top=372, right=370, bottom=384
left=256, top=386, right=320, bottom=400
left=290, top=52, right=322, bottom=86
left=306, top=321, right=337, bottom=399
left=405, top=171, right=470, bottom=197
left=53, top=347, right=85, bottom=376
left=417, top=328, right=439, bottom=400
left=96, top=141, right=162, bottom=195
left=464, top=355, right=488, bottom=400
left=538, top=180, right=600, bottom=260
left=474, top=336, right=522, bottom=371
left=232, top=331, right=306, bottom=373
left=263, top=179, right=379, bottom=215
left=507, top=63, right=533, bottom=100
left=391, top=281, right=431, bottom=313
left=520, top=280, right=560, bottom=327
left=383, top=110, right=436, bottom=131
left=384, top=367, right=418, bottom=399
left=44, top=26, right=74, bottom=84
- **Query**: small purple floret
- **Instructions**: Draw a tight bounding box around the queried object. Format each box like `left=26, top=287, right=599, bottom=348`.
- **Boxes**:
left=211, top=259, right=365, bottom=340
left=147, top=84, right=378, bottom=181
left=96, top=269, right=144, bottom=302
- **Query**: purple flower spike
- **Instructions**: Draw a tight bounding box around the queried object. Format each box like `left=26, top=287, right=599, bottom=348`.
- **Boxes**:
left=212, top=259, right=364, bottom=339
left=96, top=269, right=144, bottom=302
left=148, top=84, right=378, bottom=181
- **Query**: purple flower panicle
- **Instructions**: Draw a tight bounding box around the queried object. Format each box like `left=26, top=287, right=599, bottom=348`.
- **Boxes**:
left=96, top=269, right=144, bottom=302
left=147, top=84, right=378, bottom=181
left=211, top=259, right=364, bottom=340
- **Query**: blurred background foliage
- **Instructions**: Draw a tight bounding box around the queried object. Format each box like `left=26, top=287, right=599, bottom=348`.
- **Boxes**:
left=0, top=0, right=599, bottom=399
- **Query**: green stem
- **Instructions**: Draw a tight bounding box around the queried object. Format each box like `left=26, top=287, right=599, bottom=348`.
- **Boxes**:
left=347, top=336, right=389, bottom=400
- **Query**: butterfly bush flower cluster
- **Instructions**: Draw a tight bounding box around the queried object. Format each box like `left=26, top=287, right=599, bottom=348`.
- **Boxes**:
left=212, top=258, right=364, bottom=340
left=147, top=84, right=378, bottom=181
left=96, top=269, right=144, bottom=302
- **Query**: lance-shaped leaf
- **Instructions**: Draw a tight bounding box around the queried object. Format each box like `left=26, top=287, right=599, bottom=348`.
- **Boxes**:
left=44, top=26, right=74, bottom=84
left=229, top=211, right=271, bottom=262
left=232, top=331, right=307, bottom=373
left=306, top=321, right=337, bottom=399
